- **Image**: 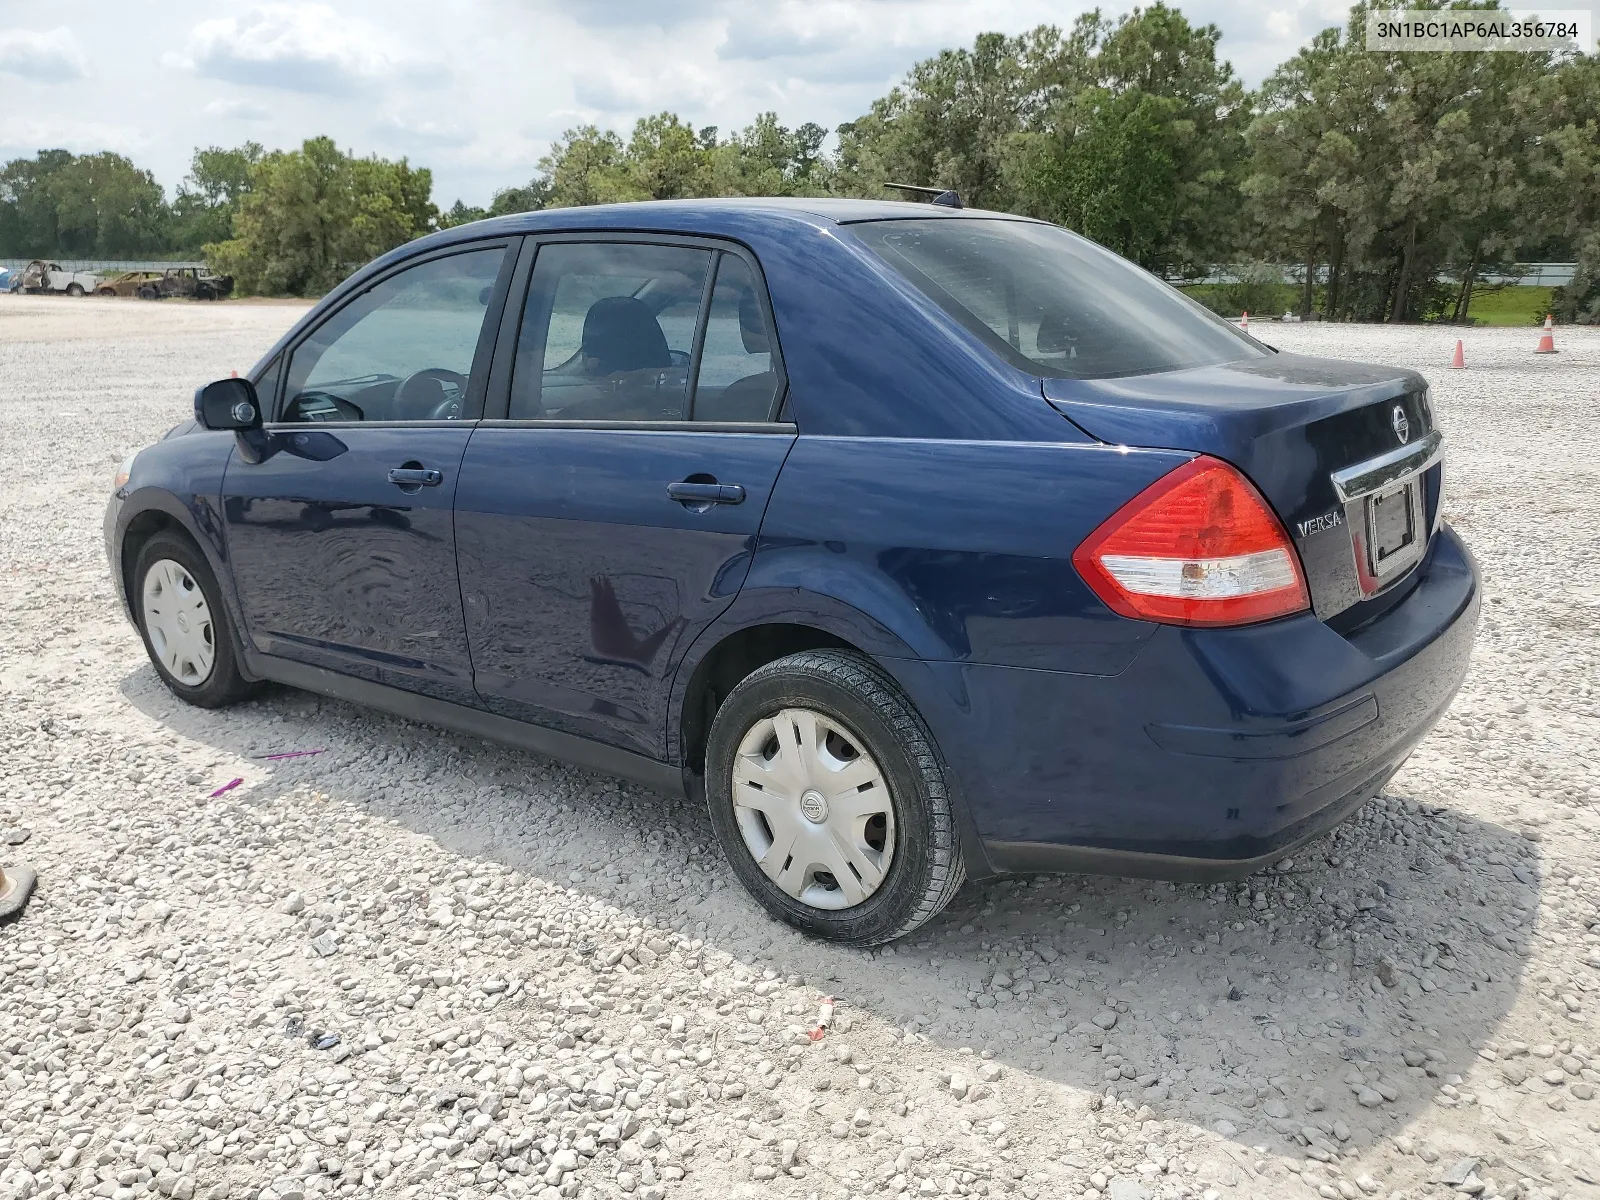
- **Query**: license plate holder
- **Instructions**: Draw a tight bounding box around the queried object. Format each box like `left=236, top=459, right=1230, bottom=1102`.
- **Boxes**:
left=1362, top=477, right=1422, bottom=582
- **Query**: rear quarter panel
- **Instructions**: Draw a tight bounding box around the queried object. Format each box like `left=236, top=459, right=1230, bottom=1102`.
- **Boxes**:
left=726, top=435, right=1193, bottom=671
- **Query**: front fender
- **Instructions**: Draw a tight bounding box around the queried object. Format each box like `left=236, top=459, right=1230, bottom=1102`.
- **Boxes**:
left=110, top=432, right=256, bottom=678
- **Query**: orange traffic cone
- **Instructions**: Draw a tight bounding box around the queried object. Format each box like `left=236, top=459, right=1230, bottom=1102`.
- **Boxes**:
left=1449, top=339, right=1465, bottom=369
left=1240, top=311, right=1249, bottom=330
left=1534, top=314, right=1557, bottom=354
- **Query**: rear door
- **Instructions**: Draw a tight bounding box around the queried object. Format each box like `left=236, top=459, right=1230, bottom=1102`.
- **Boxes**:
left=222, top=241, right=515, bottom=705
left=456, top=235, right=794, bottom=759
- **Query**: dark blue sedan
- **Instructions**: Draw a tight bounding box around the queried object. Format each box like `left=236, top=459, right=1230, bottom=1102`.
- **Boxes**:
left=105, top=199, right=1479, bottom=944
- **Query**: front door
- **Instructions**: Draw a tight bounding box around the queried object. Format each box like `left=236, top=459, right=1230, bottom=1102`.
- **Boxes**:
left=223, top=243, right=512, bottom=705
left=455, top=239, right=794, bottom=758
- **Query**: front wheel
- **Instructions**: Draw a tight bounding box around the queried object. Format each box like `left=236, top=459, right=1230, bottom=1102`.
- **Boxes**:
left=704, top=649, right=965, bottom=945
left=133, top=532, right=257, bottom=708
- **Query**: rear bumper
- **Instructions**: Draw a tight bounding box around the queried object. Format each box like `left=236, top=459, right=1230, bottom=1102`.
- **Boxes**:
left=881, top=524, right=1479, bottom=880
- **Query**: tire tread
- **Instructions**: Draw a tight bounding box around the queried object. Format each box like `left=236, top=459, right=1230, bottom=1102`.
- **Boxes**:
left=713, top=648, right=965, bottom=945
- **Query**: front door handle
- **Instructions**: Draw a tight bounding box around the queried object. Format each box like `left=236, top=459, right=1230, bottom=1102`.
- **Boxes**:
left=667, top=481, right=745, bottom=506
left=388, top=467, right=443, bottom=487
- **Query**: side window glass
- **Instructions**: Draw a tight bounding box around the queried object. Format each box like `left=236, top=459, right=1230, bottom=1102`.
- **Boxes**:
left=509, top=242, right=711, bottom=421
left=692, top=254, right=780, bottom=422
left=254, top=353, right=283, bottom=415
left=281, top=247, right=505, bottom=423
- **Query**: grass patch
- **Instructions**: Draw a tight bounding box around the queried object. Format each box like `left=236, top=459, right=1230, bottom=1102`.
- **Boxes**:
left=1463, top=285, right=1554, bottom=327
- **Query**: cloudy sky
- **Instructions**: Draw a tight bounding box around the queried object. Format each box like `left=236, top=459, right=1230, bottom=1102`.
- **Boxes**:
left=0, top=0, right=1394, bottom=207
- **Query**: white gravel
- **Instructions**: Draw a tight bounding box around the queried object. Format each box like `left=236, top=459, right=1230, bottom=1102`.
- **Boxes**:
left=1, top=294, right=1598, bottom=1200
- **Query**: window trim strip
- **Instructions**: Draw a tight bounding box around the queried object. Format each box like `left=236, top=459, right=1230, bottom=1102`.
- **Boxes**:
left=474, top=419, right=797, bottom=434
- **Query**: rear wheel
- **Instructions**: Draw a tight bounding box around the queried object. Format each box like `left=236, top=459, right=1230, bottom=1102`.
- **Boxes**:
left=704, top=649, right=965, bottom=945
left=65, top=283, right=84, bottom=297
left=137, top=285, right=157, bottom=300
left=133, top=532, right=257, bottom=708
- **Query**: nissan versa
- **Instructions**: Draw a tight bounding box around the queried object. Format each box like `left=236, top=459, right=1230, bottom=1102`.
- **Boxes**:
left=105, top=199, right=1479, bottom=945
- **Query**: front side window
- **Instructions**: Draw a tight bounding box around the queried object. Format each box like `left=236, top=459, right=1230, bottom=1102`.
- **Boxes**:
left=281, top=247, right=506, bottom=423
left=849, top=219, right=1265, bottom=380
left=510, top=242, right=711, bottom=421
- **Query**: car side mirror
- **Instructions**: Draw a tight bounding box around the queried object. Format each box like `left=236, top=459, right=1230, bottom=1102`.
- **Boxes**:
left=195, top=377, right=263, bottom=430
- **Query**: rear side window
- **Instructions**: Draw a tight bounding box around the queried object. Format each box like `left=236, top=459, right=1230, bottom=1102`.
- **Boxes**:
left=691, top=255, right=781, bottom=422
left=849, top=219, right=1264, bottom=380
left=510, top=243, right=711, bottom=421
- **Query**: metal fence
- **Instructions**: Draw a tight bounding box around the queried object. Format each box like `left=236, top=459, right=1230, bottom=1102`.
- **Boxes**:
left=1180, top=262, right=1576, bottom=287
left=1, top=259, right=209, bottom=274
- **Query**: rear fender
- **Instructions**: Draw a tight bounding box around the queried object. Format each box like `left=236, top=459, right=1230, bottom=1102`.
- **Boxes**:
left=666, top=583, right=998, bottom=878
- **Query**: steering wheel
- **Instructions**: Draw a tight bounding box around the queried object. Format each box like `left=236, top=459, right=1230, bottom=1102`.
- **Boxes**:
left=395, top=368, right=470, bottom=420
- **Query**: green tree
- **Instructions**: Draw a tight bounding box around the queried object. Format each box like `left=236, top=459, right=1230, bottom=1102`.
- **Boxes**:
left=538, top=125, right=631, bottom=207
left=488, top=177, right=553, bottom=216
left=834, top=26, right=1086, bottom=209
left=0, top=149, right=169, bottom=257
left=621, top=112, right=708, bottom=200
left=1245, top=2, right=1564, bottom=323
left=1022, top=86, right=1183, bottom=267
left=1008, top=4, right=1248, bottom=276
left=171, top=142, right=264, bottom=251
left=1539, top=53, right=1600, bottom=322
left=205, top=136, right=438, bottom=296
left=0, top=150, right=78, bottom=256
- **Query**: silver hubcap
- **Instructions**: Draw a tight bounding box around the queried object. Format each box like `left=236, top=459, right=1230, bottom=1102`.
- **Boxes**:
left=732, top=708, right=896, bottom=911
left=142, top=559, right=215, bottom=686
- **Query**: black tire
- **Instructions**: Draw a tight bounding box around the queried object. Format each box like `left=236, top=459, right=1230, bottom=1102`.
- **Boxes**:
left=66, top=283, right=84, bottom=297
left=132, top=531, right=257, bottom=708
left=705, top=649, right=965, bottom=945
left=137, top=286, right=157, bottom=300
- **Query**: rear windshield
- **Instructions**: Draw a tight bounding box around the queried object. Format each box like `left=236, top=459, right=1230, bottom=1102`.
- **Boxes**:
left=849, top=218, right=1266, bottom=380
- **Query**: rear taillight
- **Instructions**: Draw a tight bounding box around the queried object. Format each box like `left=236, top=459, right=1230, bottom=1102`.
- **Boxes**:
left=1073, top=456, right=1310, bottom=627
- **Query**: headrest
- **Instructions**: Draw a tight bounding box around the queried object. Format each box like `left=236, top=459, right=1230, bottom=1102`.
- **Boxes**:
left=738, top=292, right=770, bottom=354
left=581, top=296, right=672, bottom=373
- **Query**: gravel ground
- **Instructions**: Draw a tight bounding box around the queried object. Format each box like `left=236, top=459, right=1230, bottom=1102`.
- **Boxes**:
left=1, top=294, right=1598, bottom=1200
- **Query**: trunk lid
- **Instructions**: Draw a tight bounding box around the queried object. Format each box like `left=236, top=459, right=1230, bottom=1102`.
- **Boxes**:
left=1044, top=352, right=1439, bottom=622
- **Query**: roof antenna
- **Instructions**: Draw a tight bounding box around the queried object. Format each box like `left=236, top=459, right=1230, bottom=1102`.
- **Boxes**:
left=884, top=182, right=963, bottom=209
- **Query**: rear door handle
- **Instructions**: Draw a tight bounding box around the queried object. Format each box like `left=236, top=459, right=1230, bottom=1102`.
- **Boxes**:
left=667, top=481, right=745, bottom=506
left=388, top=467, right=443, bottom=487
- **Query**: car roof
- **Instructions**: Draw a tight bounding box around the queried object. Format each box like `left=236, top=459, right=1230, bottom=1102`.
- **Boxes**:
left=427, top=196, right=1041, bottom=248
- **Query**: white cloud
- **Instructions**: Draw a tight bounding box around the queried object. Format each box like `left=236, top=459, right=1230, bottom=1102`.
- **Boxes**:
left=203, top=98, right=273, bottom=121
left=0, top=0, right=1386, bottom=209
left=0, top=116, right=141, bottom=158
left=0, top=26, right=90, bottom=82
left=175, top=4, right=428, bottom=94
left=376, top=114, right=473, bottom=149
left=574, top=61, right=723, bottom=117
left=559, top=0, right=725, bottom=28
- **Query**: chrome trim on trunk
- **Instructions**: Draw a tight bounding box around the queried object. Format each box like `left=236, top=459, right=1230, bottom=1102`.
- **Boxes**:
left=1330, top=429, right=1444, bottom=503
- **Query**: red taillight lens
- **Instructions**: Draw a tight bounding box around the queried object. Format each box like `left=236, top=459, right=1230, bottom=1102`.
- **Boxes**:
left=1073, top=456, right=1310, bottom=627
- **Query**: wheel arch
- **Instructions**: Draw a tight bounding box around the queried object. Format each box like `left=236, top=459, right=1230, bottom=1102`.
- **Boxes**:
left=675, top=621, right=857, bottom=779
left=120, top=507, right=186, bottom=609
left=670, top=607, right=996, bottom=882
left=115, top=489, right=259, bottom=681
